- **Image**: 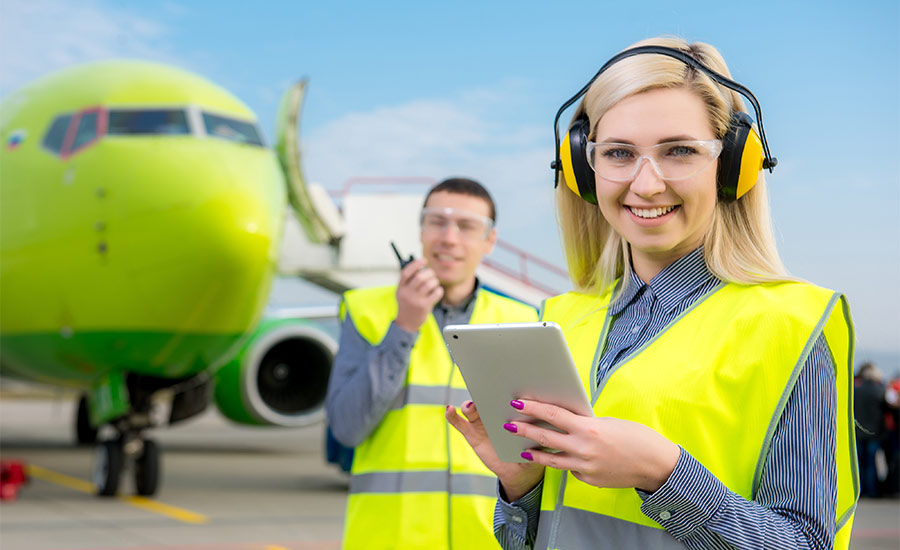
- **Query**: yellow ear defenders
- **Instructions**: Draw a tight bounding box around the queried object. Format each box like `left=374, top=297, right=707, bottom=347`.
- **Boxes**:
left=551, top=45, right=777, bottom=203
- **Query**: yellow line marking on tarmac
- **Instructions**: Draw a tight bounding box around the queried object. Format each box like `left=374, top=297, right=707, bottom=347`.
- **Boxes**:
left=27, top=464, right=94, bottom=493
left=121, top=495, right=208, bottom=524
left=26, top=464, right=209, bottom=524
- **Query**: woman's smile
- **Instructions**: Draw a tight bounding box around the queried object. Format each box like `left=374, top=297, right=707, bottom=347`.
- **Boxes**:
left=625, top=204, right=680, bottom=222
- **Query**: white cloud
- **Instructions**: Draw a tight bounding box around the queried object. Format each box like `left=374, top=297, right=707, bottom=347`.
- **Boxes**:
left=0, top=0, right=176, bottom=96
left=308, top=99, right=484, bottom=173
left=302, top=77, right=554, bottom=185
left=302, top=84, right=564, bottom=257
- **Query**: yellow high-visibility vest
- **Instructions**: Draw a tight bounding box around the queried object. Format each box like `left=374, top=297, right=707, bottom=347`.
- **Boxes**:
left=535, top=282, right=856, bottom=549
left=340, top=285, right=537, bottom=550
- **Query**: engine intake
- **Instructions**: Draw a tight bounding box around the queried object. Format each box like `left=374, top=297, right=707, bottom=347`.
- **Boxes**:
left=214, top=317, right=336, bottom=427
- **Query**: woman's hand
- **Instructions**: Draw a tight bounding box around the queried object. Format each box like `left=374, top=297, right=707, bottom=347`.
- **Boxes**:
left=505, top=399, right=681, bottom=493
left=446, top=401, right=545, bottom=501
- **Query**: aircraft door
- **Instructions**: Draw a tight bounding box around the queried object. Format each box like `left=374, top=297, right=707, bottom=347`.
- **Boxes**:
left=274, top=80, right=342, bottom=245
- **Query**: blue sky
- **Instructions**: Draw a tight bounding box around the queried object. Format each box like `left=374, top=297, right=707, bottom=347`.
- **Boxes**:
left=1, top=0, right=898, bottom=363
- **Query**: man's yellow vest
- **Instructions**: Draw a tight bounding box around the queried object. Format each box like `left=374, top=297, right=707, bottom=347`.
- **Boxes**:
left=534, top=282, right=857, bottom=549
left=340, top=285, right=538, bottom=550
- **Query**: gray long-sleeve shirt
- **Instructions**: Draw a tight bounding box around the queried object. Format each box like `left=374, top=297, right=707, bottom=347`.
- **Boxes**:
left=325, top=289, right=478, bottom=447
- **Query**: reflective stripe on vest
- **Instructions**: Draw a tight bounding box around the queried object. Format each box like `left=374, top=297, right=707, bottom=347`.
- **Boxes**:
left=340, top=285, right=537, bottom=550
left=350, top=470, right=496, bottom=497
left=534, top=508, right=684, bottom=550
left=535, top=282, right=856, bottom=549
left=388, top=385, right=471, bottom=410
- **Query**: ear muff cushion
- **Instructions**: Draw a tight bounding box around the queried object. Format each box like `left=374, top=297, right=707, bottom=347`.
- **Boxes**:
left=559, top=132, right=582, bottom=198
left=718, top=112, right=765, bottom=200
left=735, top=125, right=764, bottom=199
left=559, top=116, right=597, bottom=204
left=718, top=112, right=752, bottom=201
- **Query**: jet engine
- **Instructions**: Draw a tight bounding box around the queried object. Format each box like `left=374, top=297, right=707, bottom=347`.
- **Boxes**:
left=214, top=317, right=336, bottom=427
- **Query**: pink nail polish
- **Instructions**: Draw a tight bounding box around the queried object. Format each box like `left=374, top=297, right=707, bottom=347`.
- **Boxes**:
left=510, top=400, right=524, bottom=410
left=464, top=400, right=473, bottom=409
left=503, top=423, right=517, bottom=433
left=521, top=451, right=533, bottom=461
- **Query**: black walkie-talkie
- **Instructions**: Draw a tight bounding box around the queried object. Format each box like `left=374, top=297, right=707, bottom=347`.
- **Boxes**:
left=390, top=241, right=415, bottom=269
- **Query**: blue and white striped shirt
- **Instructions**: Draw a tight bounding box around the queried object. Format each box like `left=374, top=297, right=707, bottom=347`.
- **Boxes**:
left=494, top=247, right=837, bottom=549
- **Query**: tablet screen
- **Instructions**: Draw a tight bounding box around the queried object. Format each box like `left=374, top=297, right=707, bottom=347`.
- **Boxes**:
left=444, top=322, right=592, bottom=462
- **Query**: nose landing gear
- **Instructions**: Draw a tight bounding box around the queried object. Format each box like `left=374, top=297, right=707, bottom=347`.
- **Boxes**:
left=134, top=439, right=160, bottom=496
left=93, top=440, right=124, bottom=496
left=75, top=395, right=98, bottom=445
left=92, top=425, right=162, bottom=497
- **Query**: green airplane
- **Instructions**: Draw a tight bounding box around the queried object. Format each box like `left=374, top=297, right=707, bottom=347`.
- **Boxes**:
left=0, top=60, right=338, bottom=497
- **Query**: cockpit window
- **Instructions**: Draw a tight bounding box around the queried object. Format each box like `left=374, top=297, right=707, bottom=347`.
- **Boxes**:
left=39, top=108, right=264, bottom=156
left=202, top=112, right=264, bottom=146
left=108, top=110, right=190, bottom=135
left=71, top=112, right=98, bottom=152
left=42, top=114, right=72, bottom=154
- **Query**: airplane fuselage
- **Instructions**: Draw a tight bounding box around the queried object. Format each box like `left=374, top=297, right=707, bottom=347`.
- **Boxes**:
left=0, top=61, right=287, bottom=390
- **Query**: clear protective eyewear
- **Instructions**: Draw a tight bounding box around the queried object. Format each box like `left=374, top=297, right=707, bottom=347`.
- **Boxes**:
left=586, top=139, right=723, bottom=183
left=420, top=207, right=494, bottom=241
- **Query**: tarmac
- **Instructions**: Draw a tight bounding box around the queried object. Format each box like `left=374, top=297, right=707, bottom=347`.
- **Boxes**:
left=1, top=395, right=898, bottom=550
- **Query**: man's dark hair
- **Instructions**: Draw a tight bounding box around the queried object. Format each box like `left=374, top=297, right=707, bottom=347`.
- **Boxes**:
left=423, top=177, right=496, bottom=223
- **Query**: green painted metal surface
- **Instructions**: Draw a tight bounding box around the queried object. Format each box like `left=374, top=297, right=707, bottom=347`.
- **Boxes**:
left=0, top=331, right=243, bottom=388
left=88, top=371, right=130, bottom=426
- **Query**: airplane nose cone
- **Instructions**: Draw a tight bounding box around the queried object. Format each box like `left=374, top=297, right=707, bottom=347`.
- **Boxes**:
left=115, top=143, right=287, bottom=334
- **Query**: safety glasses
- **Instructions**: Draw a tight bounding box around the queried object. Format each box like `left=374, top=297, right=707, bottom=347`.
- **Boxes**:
left=420, top=207, right=494, bottom=241
left=586, top=139, right=723, bottom=182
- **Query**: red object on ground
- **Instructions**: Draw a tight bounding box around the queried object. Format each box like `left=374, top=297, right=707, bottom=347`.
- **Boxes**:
left=0, top=460, right=28, bottom=501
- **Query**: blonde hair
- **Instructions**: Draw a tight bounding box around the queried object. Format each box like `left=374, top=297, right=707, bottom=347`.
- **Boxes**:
left=557, top=36, right=792, bottom=295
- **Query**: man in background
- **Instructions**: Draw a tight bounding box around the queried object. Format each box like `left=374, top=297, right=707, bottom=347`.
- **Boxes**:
left=326, top=178, right=537, bottom=549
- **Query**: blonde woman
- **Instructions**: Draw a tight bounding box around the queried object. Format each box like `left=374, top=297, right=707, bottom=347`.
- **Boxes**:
left=447, top=37, right=856, bottom=550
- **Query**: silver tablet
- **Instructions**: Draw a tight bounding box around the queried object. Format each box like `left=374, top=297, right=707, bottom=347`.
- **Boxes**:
left=443, top=321, right=593, bottom=463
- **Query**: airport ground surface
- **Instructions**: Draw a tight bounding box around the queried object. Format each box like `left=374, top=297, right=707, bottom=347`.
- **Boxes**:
left=1, top=395, right=898, bottom=550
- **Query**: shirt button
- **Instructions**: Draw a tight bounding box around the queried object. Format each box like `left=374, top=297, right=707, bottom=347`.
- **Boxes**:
left=659, top=511, right=671, bottom=520
left=631, top=326, right=641, bottom=334
left=511, top=515, right=523, bottom=523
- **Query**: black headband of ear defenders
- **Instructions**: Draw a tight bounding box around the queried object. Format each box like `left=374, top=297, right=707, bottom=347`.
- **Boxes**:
left=550, top=45, right=777, bottom=188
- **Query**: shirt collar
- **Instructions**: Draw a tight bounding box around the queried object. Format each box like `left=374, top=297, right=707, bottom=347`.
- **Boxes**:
left=609, top=270, right=646, bottom=315
left=435, top=277, right=481, bottom=316
left=610, top=247, right=716, bottom=315
left=650, top=247, right=715, bottom=313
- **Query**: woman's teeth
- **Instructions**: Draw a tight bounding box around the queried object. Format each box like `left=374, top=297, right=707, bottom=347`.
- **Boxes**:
left=629, top=205, right=676, bottom=219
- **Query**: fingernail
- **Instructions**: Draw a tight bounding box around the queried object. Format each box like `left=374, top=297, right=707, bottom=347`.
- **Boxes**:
left=464, top=400, right=473, bottom=409
left=510, top=400, right=524, bottom=410
left=503, top=423, right=517, bottom=433
left=521, top=451, right=533, bottom=461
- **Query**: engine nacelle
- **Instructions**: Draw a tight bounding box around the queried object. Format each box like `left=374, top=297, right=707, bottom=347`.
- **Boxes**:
left=214, top=317, right=336, bottom=427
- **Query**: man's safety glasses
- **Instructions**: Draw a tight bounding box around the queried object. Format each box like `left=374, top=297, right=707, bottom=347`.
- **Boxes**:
left=420, top=207, right=493, bottom=241
left=586, top=139, right=723, bottom=183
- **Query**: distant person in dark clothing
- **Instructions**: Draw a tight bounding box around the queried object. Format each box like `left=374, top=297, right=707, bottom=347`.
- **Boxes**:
left=881, top=377, right=900, bottom=498
left=854, top=361, right=886, bottom=498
